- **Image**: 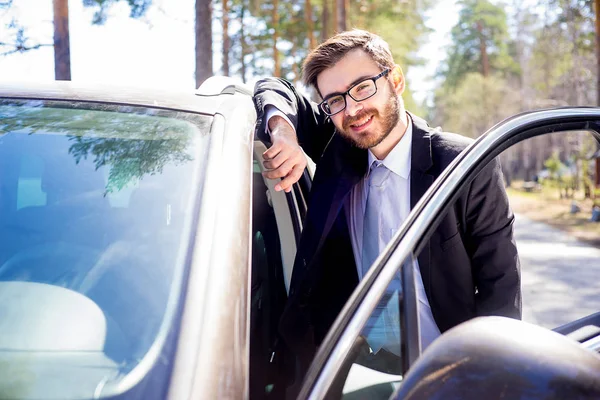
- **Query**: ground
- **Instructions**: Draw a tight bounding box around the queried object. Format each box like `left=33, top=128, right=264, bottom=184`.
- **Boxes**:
left=507, top=183, right=600, bottom=328
left=507, top=182, right=600, bottom=248
left=515, top=214, right=600, bottom=329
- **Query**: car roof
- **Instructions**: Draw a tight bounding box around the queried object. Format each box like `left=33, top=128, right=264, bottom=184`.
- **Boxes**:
left=0, top=81, right=222, bottom=116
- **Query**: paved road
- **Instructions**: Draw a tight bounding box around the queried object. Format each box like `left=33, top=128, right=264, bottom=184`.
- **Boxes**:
left=515, top=213, right=600, bottom=329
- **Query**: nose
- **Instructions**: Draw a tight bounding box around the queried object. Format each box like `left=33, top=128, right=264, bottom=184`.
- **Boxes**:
left=344, top=95, right=363, bottom=117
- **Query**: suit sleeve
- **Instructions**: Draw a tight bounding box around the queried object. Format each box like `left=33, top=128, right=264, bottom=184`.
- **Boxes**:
left=253, top=77, right=336, bottom=162
left=465, top=157, right=522, bottom=319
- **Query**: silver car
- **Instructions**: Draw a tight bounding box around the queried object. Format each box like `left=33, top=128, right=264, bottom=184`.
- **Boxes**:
left=0, top=79, right=598, bottom=400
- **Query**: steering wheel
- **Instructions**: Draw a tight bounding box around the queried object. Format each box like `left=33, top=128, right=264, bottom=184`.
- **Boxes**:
left=0, top=242, right=103, bottom=290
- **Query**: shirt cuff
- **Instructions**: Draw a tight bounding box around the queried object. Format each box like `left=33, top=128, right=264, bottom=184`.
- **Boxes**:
left=265, top=105, right=295, bottom=135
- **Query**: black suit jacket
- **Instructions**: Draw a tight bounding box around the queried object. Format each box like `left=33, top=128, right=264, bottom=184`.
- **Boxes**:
left=254, top=77, right=522, bottom=369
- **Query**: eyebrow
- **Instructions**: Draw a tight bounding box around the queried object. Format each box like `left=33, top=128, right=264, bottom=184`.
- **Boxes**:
left=322, top=73, right=376, bottom=101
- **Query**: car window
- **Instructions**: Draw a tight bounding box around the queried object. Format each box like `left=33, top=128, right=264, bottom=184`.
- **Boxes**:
left=335, top=272, right=404, bottom=400
left=499, top=130, right=600, bottom=330
left=0, top=99, right=211, bottom=399
left=17, top=154, right=47, bottom=209
left=306, top=255, right=418, bottom=400
left=250, top=159, right=290, bottom=398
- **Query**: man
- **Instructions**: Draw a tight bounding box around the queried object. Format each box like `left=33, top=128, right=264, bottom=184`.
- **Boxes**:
left=253, top=29, right=521, bottom=386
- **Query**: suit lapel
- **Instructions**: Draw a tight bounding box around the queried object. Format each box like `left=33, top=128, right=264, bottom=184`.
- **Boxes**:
left=315, top=134, right=367, bottom=253
left=409, top=113, right=435, bottom=299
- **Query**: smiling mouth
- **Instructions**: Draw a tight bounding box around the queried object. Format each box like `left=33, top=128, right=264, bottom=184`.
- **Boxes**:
left=350, top=115, right=373, bottom=128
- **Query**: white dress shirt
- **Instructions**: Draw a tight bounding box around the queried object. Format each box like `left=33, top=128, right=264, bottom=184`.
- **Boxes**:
left=344, top=116, right=441, bottom=350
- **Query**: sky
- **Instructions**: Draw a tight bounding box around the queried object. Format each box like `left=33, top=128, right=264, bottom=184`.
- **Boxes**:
left=0, top=0, right=460, bottom=105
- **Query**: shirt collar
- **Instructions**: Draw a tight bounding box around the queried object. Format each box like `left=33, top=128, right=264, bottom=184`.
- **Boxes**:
left=367, top=114, right=412, bottom=180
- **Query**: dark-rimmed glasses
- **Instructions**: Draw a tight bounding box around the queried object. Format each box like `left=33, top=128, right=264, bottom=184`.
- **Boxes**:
left=319, top=68, right=390, bottom=116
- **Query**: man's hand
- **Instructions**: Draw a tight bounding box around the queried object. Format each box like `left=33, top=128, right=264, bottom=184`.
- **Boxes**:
left=262, top=116, right=307, bottom=193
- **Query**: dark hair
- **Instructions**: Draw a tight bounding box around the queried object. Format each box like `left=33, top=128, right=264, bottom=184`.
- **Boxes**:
left=302, top=29, right=395, bottom=93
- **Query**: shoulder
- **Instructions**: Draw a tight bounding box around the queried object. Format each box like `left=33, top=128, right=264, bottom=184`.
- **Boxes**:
left=429, top=128, right=502, bottom=187
left=410, top=113, right=473, bottom=161
left=420, top=125, right=473, bottom=172
left=429, top=129, right=473, bottom=158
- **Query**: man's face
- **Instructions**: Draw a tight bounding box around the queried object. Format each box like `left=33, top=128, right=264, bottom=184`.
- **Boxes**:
left=317, top=49, right=401, bottom=149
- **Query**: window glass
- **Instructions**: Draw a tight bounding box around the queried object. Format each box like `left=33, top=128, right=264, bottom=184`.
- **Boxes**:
left=502, top=131, right=600, bottom=329
left=17, top=155, right=47, bottom=209
left=250, top=159, right=289, bottom=399
left=323, top=266, right=405, bottom=400
left=0, top=100, right=212, bottom=399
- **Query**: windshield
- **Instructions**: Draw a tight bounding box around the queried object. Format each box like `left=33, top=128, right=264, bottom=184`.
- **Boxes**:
left=0, top=100, right=211, bottom=399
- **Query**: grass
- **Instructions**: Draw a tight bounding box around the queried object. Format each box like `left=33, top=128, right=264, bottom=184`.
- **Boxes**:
left=506, top=180, right=600, bottom=247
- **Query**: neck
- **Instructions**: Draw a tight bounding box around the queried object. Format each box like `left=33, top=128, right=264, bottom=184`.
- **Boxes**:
left=370, top=110, right=408, bottom=160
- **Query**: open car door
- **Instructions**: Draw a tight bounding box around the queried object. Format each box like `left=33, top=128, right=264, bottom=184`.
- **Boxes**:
left=298, top=108, right=600, bottom=400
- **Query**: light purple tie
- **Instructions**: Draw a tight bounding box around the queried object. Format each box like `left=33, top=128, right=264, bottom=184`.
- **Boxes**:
left=362, top=161, right=401, bottom=355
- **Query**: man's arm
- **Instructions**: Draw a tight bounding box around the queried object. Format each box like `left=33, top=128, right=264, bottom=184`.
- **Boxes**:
left=254, top=78, right=335, bottom=192
left=466, top=158, right=522, bottom=319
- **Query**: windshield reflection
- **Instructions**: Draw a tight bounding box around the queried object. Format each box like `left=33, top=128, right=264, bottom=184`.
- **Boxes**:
left=0, top=100, right=211, bottom=400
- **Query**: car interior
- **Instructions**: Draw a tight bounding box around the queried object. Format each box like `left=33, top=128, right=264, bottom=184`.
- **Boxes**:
left=249, top=141, right=301, bottom=398
left=0, top=129, right=195, bottom=381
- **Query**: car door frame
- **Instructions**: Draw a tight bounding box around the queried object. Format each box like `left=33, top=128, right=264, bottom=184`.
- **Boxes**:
left=297, top=108, right=600, bottom=399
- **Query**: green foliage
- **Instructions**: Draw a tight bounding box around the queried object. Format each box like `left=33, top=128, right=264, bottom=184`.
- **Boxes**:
left=82, top=0, right=153, bottom=24
left=0, top=103, right=199, bottom=195
left=432, top=72, right=520, bottom=137
left=440, top=0, right=519, bottom=90
left=351, top=0, right=432, bottom=67
left=224, top=0, right=432, bottom=108
left=528, top=0, right=596, bottom=105
left=69, top=135, right=193, bottom=194
left=544, top=151, right=565, bottom=179
left=544, top=151, right=568, bottom=197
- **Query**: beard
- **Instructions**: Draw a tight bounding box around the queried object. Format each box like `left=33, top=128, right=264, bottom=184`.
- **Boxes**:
left=336, top=90, right=401, bottom=150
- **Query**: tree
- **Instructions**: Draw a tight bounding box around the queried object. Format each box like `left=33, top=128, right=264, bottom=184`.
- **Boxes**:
left=238, top=0, right=248, bottom=82
left=196, top=0, right=213, bottom=87
left=305, top=0, right=316, bottom=50
left=441, top=0, right=519, bottom=90
left=433, top=72, right=520, bottom=138
left=2, top=0, right=152, bottom=80
left=69, top=135, right=193, bottom=194
left=336, top=0, right=346, bottom=31
left=544, top=151, right=567, bottom=198
left=1, top=0, right=53, bottom=56
left=53, top=0, right=71, bottom=80
left=321, top=0, right=330, bottom=41
left=272, top=0, right=281, bottom=76
left=82, top=0, right=153, bottom=24
left=222, top=0, right=231, bottom=76
left=596, top=0, right=600, bottom=104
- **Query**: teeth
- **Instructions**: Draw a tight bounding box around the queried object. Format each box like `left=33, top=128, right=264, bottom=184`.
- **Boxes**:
left=352, top=116, right=372, bottom=128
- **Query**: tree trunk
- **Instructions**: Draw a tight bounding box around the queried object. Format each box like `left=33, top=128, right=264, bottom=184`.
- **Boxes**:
left=273, top=0, right=281, bottom=76
left=594, top=0, right=600, bottom=187
left=344, top=0, right=349, bottom=28
left=333, top=0, right=338, bottom=33
left=596, top=0, right=600, bottom=105
left=321, top=0, right=329, bottom=41
left=357, top=0, right=366, bottom=28
left=195, top=0, right=213, bottom=88
left=336, top=0, right=346, bottom=32
left=53, top=0, right=71, bottom=81
left=291, top=32, right=299, bottom=85
left=222, top=0, right=230, bottom=76
left=240, top=1, right=247, bottom=83
left=476, top=20, right=489, bottom=77
left=305, top=0, right=316, bottom=49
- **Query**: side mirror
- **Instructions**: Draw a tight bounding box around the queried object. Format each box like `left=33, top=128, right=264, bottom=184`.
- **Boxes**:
left=395, top=317, right=600, bottom=399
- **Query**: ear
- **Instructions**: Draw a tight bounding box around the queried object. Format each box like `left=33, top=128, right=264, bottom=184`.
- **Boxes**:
left=390, top=65, right=405, bottom=95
